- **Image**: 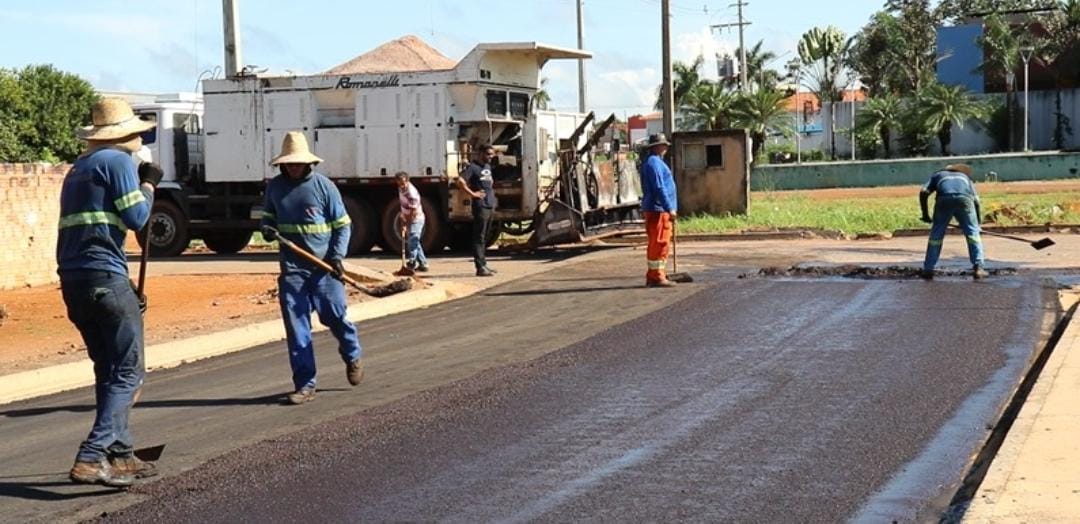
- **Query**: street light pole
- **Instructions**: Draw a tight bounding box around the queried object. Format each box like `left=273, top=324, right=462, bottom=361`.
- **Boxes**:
left=849, top=73, right=858, bottom=161
left=786, top=58, right=801, bottom=164
left=576, top=0, right=587, bottom=113
left=1020, top=46, right=1034, bottom=151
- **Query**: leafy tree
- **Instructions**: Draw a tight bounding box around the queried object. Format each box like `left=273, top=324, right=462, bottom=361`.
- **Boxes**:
left=917, top=82, right=991, bottom=155
left=655, top=55, right=705, bottom=110
left=856, top=93, right=903, bottom=158
left=679, top=81, right=737, bottom=131
left=798, top=26, right=852, bottom=159
left=883, top=0, right=940, bottom=94
left=16, top=65, right=98, bottom=162
left=0, top=69, right=32, bottom=162
left=1035, top=0, right=1080, bottom=148
left=534, top=77, right=551, bottom=111
left=733, top=86, right=791, bottom=159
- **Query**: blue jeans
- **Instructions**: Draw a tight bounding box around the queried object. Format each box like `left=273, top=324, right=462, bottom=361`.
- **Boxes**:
left=60, top=271, right=145, bottom=462
left=279, top=271, right=363, bottom=390
left=924, top=196, right=985, bottom=271
left=406, top=219, right=427, bottom=269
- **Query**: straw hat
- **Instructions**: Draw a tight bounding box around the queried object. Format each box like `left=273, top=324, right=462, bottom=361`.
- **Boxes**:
left=270, top=131, right=323, bottom=165
left=945, top=163, right=973, bottom=177
left=77, top=98, right=156, bottom=141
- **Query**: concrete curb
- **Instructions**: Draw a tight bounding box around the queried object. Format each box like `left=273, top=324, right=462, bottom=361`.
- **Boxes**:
left=0, top=281, right=476, bottom=406
left=963, top=291, right=1080, bottom=522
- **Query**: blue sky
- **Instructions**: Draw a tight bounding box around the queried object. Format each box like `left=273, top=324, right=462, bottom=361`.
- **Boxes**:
left=0, top=0, right=883, bottom=115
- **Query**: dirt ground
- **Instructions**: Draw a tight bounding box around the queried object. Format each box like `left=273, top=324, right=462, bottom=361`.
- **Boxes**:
left=770, top=179, right=1080, bottom=200
left=0, top=274, right=372, bottom=376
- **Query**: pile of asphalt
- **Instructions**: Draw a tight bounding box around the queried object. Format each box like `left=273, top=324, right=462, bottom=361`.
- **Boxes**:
left=746, top=265, right=1019, bottom=279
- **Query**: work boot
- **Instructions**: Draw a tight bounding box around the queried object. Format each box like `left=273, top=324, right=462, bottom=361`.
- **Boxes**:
left=919, top=269, right=934, bottom=281
left=476, top=267, right=495, bottom=277
left=287, top=387, right=316, bottom=405
left=646, top=279, right=676, bottom=288
left=109, top=454, right=159, bottom=479
left=415, top=264, right=429, bottom=273
left=346, top=358, right=365, bottom=386
left=973, top=266, right=989, bottom=280
left=70, top=459, right=135, bottom=487
left=485, top=266, right=498, bottom=274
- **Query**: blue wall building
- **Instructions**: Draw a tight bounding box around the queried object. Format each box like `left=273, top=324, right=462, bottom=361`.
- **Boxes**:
left=937, top=24, right=985, bottom=93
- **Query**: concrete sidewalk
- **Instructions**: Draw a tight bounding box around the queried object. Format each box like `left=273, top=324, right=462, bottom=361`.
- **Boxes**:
left=963, top=290, right=1080, bottom=523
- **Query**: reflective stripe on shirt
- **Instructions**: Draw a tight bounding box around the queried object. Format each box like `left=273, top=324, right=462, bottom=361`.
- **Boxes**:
left=113, top=190, right=146, bottom=211
left=329, top=215, right=352, bottom=229
left=278, top=223, right=332, bottom=234
left=58, top=211, right=127, bottom=231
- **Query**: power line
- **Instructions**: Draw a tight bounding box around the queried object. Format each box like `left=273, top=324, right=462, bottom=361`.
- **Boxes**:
left=710, top=1, right=750, bottom=91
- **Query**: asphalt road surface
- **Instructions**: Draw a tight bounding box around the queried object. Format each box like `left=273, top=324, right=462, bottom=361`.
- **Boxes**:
left=0, top=257, right=1057, bottom=523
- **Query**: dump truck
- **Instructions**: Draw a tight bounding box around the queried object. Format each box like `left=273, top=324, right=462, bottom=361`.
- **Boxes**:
left=134, top=40, right=643, bottom=257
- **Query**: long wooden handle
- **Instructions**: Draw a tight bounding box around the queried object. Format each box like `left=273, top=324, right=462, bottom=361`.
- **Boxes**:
left=274, top=232, right=363, bottom=289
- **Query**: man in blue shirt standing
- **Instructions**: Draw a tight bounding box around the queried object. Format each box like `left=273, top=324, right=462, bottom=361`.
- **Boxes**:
left=456, top=144, right=498, bottom=276
left=58, top=98, right=163, bottom=487
left=639, top=134, right=678, bottom=287
left=260, top=132, right=364, bottom=405
left=920, top=163, right=988, bottom=280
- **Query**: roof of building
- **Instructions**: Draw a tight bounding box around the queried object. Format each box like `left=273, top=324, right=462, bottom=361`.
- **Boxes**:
left=325, top=35, right=457, bottom=75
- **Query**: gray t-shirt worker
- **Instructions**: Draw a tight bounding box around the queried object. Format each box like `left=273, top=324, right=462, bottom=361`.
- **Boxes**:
left=456, top=144, right=498, bottom=276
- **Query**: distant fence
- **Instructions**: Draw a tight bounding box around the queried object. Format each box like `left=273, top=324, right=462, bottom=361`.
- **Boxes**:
left=751, top=151, right=1080, bottom=191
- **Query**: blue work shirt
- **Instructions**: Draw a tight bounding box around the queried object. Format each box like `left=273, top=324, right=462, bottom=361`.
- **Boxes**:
left=640, top=153, right=678, bottom=213
left=923, top=170, right=979, bottom=201
left=261, top=171, right=352, bottom=274
left=56, top=148, right=153, bottom=277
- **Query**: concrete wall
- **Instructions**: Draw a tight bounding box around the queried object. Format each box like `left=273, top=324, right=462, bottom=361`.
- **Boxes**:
left=0, top=164, right=69, bottom=290
left=752, top=151, right=1080, bottom=191
left=673, top=131, right=750, bottom=215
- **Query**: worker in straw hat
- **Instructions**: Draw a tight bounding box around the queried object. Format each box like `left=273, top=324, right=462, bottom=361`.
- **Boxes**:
left=58, top=98, right=164, bottom=487
left=639, top=133, right=678, bottom=287
left=919, top=163, right=988, bottom=280
left=259, top=131, right=364, bottom=405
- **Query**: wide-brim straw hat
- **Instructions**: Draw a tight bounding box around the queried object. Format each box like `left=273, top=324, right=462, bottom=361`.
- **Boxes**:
left=945, top=163, right=973, bottom=177
left=77, top=98, right=156, bottom=141
left=646, top=133, right=671, bottom=147
left=270, top=131, right=323, bottom=165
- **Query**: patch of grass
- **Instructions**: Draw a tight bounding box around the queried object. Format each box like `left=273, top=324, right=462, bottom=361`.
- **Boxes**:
left=680, top=191, right=1080, bottom=236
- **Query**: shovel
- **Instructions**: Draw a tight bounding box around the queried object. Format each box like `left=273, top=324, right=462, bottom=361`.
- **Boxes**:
left=668, top=219, right=694, bottom=283
left=133, top=444, right=166, bottom=462
left=267, top=227, right=413, bottom=297
left=393, top=222, right=415, bottom=277
left=951, top=225, right=1055, bottom=250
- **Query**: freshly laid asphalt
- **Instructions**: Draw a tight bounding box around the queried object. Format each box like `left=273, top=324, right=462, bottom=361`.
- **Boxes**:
left=73, top=264, right=1054, bottom=522
left=0, top=250, right=1060, bottom=523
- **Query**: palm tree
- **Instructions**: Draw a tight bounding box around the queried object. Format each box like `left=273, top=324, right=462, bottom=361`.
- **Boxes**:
left=733, top=87, right=791, bottom=159
left=655, top=55, right=705, bottom=110
left=725, top=40, right=780, bottom=90
left=798, top=26, right=852, bottom=159
left=534, top=77, right=551, bottom=111
left=680, top=81, right=737, bottom=131
left=856, top=94, right=903, bottom=158
left=918, top=82, right=990, bottom=155
left=978, top=13, right=1023, bottom=150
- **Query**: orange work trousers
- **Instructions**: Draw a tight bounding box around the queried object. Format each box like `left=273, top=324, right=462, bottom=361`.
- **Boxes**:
left=644, top=211, right=673, bottom=283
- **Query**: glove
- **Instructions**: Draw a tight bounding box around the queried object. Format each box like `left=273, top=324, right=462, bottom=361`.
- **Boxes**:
left=129, top=280, right=147, bottom=315
left=138, top=162, right=164, bottom=187
left=920, top=215, right=932, bottom=224
left=327, top=258, right=345, bottom=279
left=261, top=225, right=277, bottom=242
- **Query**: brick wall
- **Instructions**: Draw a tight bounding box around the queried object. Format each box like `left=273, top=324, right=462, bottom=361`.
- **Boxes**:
left=0, top=164, right=70, bottom=290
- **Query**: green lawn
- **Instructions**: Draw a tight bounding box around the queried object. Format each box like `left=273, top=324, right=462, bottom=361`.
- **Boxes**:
left=679, top=191, right=1080, bottom=236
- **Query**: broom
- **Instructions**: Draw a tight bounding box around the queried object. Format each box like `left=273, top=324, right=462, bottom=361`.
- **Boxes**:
left=668, top=219, right=694, bottom=283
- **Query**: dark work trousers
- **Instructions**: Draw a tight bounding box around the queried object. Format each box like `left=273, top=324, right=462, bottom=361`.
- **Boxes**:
left=472, top=207, right=493, bottom=270
left=60, top=270, right=145, bottom=463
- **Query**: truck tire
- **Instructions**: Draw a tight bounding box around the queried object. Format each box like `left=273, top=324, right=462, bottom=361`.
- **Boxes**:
left=378, top=196, right=445, bottom=255
left=202, top=230, right=253, bottom=255
left=343, top=195, right=377, bottom=255
left=139, top=199, right=190, bottom=257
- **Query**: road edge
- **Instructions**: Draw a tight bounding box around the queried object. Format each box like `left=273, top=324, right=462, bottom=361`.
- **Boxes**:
left=0, top=280, right=477, bottom=406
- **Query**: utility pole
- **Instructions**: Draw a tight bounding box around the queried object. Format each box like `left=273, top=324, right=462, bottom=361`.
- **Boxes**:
left=710, top=2, right=750, bottom=91
left=577, top=0, right=587, bottom=113
left=661, top=0, right=674, bottom=139
left=222, top=0, right=242, bottom=78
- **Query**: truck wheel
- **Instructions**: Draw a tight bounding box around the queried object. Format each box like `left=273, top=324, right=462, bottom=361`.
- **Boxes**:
left=378, top=196, right=445, bottom=255
left=343, top=196, right=377, bottom=255
left=139, top=199, right=190, bottom=257
left=202, top=230, right=253, bottom=255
